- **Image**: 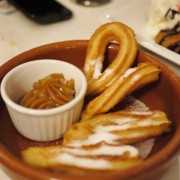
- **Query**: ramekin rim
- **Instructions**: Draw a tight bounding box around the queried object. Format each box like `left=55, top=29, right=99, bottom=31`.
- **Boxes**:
left=0, top=59, right=87, bottom=116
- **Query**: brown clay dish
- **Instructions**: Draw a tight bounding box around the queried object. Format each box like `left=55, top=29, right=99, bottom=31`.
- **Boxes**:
left=0, top=40, right=180, bottom=180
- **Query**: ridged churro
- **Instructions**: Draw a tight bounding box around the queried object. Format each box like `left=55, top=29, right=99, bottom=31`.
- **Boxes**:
left=64, top=110, right=171, bottom=146
left=82, top=62, right=160, bottom=121
left=21, top=22, right=172, bottom=175
left=84, top=22, right=137, bottom=95
left=22, top=142, right=143, bottom=173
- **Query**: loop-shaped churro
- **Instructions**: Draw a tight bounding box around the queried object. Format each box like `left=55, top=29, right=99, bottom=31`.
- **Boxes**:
left=82, top=62, right=160, bottom=121
left=84, top=22, right=138, bottom=95
left=20, top=73, right=75, bottom=109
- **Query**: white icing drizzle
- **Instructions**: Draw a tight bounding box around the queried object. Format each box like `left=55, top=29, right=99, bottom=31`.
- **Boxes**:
left=52, top=153, right=112, bottom=170
left=111, top=67, right=140, bottom=86
left=121, top=67, right=137, bottom=79
left=148, top=0, right=180, bottom=37
left=92, top=56, right=116, bottom=81
left=95, top=117, right=164, bottom=132
left=61, top=144, right=139, bottom=157
left=62, top=96, right=157, bottom=170
left=69, top=132, right=117, bottom=147
left=69, top=110, right=162, bottom=147
left=51, top=144, right=139, bottom=170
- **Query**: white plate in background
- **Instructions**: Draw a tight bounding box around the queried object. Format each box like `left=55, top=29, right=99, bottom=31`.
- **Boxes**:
left=99, top=0, right=180, bottom=66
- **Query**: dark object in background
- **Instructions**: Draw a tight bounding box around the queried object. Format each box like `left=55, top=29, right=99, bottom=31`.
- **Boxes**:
left=7, top=0, right=73, bottom=24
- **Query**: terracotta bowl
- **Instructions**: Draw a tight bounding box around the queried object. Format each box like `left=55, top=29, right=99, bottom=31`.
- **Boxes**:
left=0, top=40, right=180, bottom=180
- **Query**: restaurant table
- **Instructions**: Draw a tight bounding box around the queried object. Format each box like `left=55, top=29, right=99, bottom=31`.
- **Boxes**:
left=0, top=0, right=179, bottom=179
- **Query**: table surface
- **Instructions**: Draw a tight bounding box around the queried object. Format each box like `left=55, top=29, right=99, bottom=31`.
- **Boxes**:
left=0, top=0, right=179, bottom=179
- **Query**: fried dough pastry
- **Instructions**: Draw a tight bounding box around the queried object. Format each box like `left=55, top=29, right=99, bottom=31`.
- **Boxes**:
left=155, top=22, right=180, bottom=54
left=20, top=73, right=75, bottom=109
left=82, top=62, right=160, bottom=121
left=84, top=22, right=137, bottom=95
left=22, top=142, right=142, bottom=173
left=63, top=110, right=171, bottom=146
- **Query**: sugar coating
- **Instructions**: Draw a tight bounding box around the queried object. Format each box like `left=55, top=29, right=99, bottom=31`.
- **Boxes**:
left=68, top=96, right=155, bottom=159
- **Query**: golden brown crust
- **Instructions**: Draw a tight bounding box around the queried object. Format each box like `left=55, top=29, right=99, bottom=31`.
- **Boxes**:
left=63, top=110, right=171, bottom=146
left=22, top=142, right=143, bottom=173
left=20, top=22, right=172, bottom=175
left=22, top=110, right=171, bottom=173
left=84, top=22, right=138, bottom=95
left=82, top=62, right=160, bottom=121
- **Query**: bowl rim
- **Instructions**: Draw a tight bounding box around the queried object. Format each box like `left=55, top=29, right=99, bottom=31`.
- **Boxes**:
left=0, top=59, right=87, bottom=116
left=0, top=40, right=180, bottom=180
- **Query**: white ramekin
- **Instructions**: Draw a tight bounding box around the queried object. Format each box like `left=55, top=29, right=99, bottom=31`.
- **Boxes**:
left=0, top=59, right=87, bottom=141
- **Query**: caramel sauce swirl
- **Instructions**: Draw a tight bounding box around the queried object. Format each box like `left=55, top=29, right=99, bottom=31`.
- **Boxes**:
left=20, top=73, right=75, bottom=109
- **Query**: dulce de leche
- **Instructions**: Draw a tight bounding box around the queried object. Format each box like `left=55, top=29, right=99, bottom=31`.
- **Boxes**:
left=19, top=73, right=75, bottom=109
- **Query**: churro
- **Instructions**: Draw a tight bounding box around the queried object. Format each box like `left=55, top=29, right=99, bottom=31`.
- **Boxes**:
left=84, top=22, right=137, bottom=95
left=82, top=62, right=160, bottom=121
left=63, top=110, right=171, bottom=146
left=22, top=142, right=143, bottom=173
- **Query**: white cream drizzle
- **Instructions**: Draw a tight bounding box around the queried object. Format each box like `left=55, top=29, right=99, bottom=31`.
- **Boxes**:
left=69, top=132, right=117, bottom=147
left=69, top=111, right=165, bottom=147
left=58, top=98, right=159, bottom=170
left=92, top=56, right=116, bottom=81
left=51, top=144, right=139, bottom=170
left=95, top=118, right=164, bottom=132
left=121, top=67, right=137, bottom=79
left=52, top=153, right=112, bottom=170
left=61, top=144, right=139, bottom=157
